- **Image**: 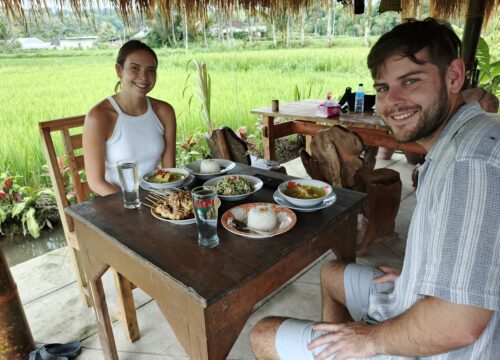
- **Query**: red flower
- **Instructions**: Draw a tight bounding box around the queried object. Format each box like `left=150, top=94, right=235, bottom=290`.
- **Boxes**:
left=0, top=191, right=6, bottom=199
left=4, top=178, right=13, bottom=189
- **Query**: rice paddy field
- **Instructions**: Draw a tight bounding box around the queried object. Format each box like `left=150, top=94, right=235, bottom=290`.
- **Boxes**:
left=0, top=38, right=374, bottom=188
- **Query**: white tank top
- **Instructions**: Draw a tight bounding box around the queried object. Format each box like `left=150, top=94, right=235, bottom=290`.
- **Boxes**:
left=105, top=96, right=165, bottom=187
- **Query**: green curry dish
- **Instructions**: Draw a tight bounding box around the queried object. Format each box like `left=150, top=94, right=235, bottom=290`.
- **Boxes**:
left=148, top=171, right=185, bottom=184
left=216, top=176, right=252, bottom=196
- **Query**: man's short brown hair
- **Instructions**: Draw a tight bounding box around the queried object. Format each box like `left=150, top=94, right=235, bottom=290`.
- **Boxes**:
left=367, top=18, right=462, bottom=79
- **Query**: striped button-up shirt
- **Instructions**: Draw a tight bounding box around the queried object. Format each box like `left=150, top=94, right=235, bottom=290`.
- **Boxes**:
left=368, top=103, right=500, bottom=359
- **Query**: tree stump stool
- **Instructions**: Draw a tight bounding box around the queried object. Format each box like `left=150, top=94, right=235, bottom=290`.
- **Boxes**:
left=300, top=125, right=402, bottom=255
left=354, top=167, right=401, bottom=254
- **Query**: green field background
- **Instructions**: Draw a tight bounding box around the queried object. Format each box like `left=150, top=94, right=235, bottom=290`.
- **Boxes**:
left=0, top=41, right=374, bottom=188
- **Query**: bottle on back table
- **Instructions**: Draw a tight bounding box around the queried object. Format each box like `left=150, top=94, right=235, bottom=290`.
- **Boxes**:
left=354, top=83, right=365, bottom=114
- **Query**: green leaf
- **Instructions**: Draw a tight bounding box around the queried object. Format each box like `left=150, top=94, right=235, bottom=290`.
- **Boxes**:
left=0, top=207, right=5, bottom=223
left=11, top=201, right=27, bottom=217
left=26, top=207, right=40, bottom=238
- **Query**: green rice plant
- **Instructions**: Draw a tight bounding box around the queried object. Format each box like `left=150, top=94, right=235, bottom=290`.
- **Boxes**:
left=0, top=42, right=375, bottom=190
left=184, top=59, right=214, bottom=135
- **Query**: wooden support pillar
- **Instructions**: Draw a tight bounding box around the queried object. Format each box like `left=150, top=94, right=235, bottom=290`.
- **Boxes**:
left=0, top=247, right=35, bottom=359
left=462, top=0, right=487, bottom=88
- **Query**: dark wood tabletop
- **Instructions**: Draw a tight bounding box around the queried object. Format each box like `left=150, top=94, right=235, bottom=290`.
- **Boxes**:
left=67, top=164, right=365, bottom=305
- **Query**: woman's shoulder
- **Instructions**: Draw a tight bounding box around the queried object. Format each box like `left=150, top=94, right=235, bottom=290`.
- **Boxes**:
left=86, top=98, right=118, bottom=123
left=149, top=97, right=176, bottom=122
left=150, top=97, right=174, bottom=114
left=85, top=97, right=119, bottom=134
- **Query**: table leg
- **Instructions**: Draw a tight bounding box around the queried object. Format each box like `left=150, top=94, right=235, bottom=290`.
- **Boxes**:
left=262, top=115, right=276, bottom=161
left=77, top=225, right=119, bottom=360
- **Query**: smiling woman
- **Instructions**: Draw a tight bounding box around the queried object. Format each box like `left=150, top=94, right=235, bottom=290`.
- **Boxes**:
left=83, top=40, right=178, bottom=196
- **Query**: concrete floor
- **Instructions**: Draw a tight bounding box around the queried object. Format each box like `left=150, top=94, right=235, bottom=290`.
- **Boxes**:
left=11, top=153, right=416, bottom=359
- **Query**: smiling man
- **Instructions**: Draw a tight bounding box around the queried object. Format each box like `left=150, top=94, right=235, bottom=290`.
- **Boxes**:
left=250, top=18, right=499, bottom=360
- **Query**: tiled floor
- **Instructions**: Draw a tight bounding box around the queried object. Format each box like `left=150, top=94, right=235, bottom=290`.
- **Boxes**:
left=11, top=153, right=416, bottom=359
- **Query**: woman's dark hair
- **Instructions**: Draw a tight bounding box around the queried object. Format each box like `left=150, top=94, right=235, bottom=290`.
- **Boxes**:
left=114, top=40, right=158, bottom=92
left=367, top=18, right=462, bottom=80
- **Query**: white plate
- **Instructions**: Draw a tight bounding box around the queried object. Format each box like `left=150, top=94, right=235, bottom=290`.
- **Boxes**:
left=150, top=208, right=196, bottom=225
left=273, top=190, right=336, bottom=212
left=221, top=203, right=296, bottom=239
left=204, top=175, right=263, bottom=201
left=140, top=174, right=194, bottom=192
left=184, top=159, right=236, bottom=180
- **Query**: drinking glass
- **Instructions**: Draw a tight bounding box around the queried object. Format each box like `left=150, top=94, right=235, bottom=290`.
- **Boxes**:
left=117, top=159, right=141, bottom=209
left=191, top=186, right=219, bottom=248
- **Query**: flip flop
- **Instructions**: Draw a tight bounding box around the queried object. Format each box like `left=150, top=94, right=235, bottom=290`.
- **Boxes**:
left=28, top=349, right=67, bottom=360
left=40, top=342, right=81, bottom=359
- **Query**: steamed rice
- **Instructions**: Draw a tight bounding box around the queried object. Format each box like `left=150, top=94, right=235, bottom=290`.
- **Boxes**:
left=247, top=205, right=277, bottom=231
left=200, top=159, right=221, bottom=174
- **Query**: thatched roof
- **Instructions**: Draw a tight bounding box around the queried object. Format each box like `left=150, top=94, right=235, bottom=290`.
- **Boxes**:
left=1, top=0, right=498, bottom=25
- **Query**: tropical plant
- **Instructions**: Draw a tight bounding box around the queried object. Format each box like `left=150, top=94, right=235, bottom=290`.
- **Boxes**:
left=476, top=36, right=500, bottom=96
left=0, top=172, right=58, bottom=238
left=293, top=83, right=324, bottom=101
left=184, top=59, right=214, bottom=135
left=176, top=132, right=209, bottom=166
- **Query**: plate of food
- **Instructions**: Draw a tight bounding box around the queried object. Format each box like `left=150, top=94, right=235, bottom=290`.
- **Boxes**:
left=184, top=159, right=236, bottom=180
left=221, top=203, right=296, bottom=239
left=203, top=175, right=263, bottom=201
left=140, top=172, right=194, bottom=191
left=273, top=189, right=336, bottom=212
left=142, top=168, right=190, bottom=190
left=149, top=189, right=196, bottom=224
left=277, top=179, right=333, bottom=207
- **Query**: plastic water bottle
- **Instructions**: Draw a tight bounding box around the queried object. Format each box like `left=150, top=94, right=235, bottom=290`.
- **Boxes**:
left=354, top=83, right=365, bottom=113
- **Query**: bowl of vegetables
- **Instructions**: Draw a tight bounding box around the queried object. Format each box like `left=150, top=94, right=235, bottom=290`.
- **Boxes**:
left=277, top=179, right=333, bottom=207
left=142, top=168, right=190, bottom=190
left=203, top=175, right=263, bottom=201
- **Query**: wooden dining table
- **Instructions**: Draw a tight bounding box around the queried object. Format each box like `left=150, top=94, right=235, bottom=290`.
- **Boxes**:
left=66, top=164, right=365, bottom=359
left=251, top=99, right=426, bottom=161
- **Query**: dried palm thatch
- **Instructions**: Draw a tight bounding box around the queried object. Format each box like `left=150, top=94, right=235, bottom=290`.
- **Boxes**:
left=1, top=0, right=498, bottom=26
left=0, top=0, right=310, bottom=26
left=401, top=0, right=499, bottom=25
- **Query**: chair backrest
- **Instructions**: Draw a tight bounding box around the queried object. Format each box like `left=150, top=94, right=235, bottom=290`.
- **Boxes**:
left=39, top=115, right=90, bottom=239
left=206, top=126, right=251, bottom=165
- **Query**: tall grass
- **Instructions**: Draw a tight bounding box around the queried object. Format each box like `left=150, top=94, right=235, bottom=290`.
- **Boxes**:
left=0, top=43, right=373, bottom=188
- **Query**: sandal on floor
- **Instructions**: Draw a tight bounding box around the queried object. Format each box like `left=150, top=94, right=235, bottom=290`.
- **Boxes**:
left=29, top=341, right=81, bottom=360
left=28, top=349, right=67, bottom=360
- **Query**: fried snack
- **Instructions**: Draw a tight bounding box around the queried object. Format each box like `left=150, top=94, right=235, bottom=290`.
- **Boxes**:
left=154, top=190, right=194, bottom=220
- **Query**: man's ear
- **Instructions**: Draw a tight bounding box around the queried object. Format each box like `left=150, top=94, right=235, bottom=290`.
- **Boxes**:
left=445, top=58, right=465, bottom=94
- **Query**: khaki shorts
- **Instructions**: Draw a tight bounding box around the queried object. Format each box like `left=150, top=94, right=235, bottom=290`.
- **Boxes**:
left=274, top=264, right=394, bottom=359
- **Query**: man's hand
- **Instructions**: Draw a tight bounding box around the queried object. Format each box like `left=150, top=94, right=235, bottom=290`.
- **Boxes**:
left=373, top=266, right=401, bottom=284
left=308, top=322, right=381, bottom=360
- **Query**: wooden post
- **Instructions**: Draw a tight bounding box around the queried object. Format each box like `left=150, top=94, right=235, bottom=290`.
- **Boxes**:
left=462, top=0, right=487, bottom=88
left=0, top=247, right=35, bottom=359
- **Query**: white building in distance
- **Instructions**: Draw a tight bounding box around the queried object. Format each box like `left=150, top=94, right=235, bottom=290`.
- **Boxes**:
left=53, top=36, right=98, bottom=49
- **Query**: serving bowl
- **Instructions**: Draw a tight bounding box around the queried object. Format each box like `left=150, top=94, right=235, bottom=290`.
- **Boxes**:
left=184, top=159, right=236, bottom=180
left=203, top=175, right=263, bottom=201
left=277, top=179, right=333, bottom=207
left=142, top=168, right=190, bottom=190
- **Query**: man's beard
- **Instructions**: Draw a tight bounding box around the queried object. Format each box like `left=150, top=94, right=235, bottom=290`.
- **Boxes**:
left=384, top=86, right=450, bottom=143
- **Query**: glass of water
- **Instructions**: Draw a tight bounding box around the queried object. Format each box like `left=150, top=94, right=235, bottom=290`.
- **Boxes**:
left=191, top=186, right=219, bottom=249
left=116, top=159, right=141, bottom=209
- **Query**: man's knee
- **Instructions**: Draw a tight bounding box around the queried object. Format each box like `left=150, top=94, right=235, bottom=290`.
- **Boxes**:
left=320, top=260, right=348, bottom=302
left=250, top=316, right=287, bottom=360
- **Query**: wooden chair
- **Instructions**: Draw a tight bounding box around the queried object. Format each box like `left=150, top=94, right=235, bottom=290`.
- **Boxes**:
left=207, top=126, right=287, bottom=174
left=300, top=125, right=401, bottom=254
left=39, top=115, right=140, bottom=342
